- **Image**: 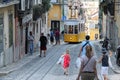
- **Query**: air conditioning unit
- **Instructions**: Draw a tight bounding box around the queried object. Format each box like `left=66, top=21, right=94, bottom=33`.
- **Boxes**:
left=21, top=0, right=25, bottom=11
left=38, top=0, right=42, bottom=4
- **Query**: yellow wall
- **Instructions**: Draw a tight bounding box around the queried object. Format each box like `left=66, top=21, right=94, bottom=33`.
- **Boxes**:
left=48, top=4, right=62, bottom=28
left=90, top=28, right=99, bottom=40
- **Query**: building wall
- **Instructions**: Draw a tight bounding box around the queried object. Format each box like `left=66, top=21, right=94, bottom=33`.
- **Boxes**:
left=113, top=0, right=120, bottom=48
left=48, top=4, right=62, bottom=30
left=0, top=5, right=15, bottom=67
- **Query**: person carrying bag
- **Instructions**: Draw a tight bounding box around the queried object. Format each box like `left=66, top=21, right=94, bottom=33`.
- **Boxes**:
left=76, top=45, right=99, bottom=80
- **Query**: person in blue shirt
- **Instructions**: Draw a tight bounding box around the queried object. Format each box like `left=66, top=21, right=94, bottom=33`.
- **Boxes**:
left=28, top=31, right=34, bottom=55
left=50, top=29, right=54, bottom=45
left=78, top=35, right=93, bottom=57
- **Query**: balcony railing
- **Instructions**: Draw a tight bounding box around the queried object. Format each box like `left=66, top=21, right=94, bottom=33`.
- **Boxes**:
left=0, top=0, right=19, bottom=7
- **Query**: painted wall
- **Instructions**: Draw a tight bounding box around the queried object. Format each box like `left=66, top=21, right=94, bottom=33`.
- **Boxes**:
left=48, top=4, right=62, bottom=29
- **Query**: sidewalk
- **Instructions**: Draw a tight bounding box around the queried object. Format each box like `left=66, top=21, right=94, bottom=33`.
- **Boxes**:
left=0, top=40, right=65, bottom=76
left=0, top=44, right=53, bottom=76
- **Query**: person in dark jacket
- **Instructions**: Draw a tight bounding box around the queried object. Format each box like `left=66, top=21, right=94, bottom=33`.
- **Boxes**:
left=102, top=37, right=109, bottom=50
left=39, top=33, right=47, bottom=57
left=98, top=48, right=109, bottom=80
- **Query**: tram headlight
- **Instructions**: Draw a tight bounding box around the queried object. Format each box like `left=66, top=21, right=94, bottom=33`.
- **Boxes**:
left=70, top=37, right=72, bottom=40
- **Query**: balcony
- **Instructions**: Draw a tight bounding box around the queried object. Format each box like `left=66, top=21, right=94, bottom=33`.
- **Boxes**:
left=0, top=0, right=19, bottom=8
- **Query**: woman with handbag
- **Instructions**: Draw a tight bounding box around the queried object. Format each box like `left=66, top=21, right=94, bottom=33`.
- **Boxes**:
left=76, top=45, right=99, bottom=80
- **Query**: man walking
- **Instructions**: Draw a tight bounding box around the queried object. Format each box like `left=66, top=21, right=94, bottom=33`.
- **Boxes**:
left=39, top=33, right=47, bottom=57
left=55, top=29, right=60, bottom=45
left=78, top=35, right=93, bottom=57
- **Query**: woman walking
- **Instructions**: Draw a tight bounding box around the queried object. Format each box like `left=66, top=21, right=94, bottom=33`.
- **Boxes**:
left=76, top=45, right=98, bottom=80
left=98, top=48, right=109, bottom=80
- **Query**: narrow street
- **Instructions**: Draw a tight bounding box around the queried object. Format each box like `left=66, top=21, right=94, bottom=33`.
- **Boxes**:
left=0, top=41, right=119, bottom=80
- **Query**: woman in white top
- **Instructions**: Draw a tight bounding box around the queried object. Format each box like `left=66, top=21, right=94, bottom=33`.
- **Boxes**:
left=76, top=45, right=98, bottom=80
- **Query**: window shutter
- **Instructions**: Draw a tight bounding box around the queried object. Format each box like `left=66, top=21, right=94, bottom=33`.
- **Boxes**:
left=21, top=0, right=25, bottom=11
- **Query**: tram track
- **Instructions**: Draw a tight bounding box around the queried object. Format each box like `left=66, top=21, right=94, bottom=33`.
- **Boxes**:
left=13, top=44, right=73, bottom=80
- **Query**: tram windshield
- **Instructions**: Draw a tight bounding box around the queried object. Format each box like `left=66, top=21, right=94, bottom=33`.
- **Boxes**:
left=64, top=20, right=85, bottom=34
left=64, top=25, right=78, bottom=34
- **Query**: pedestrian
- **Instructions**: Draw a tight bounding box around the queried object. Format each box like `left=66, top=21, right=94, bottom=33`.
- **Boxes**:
left=39, top=33, right=47, bottom=57
left=78, top=35, right=93, bottom=57
left=98, top=48, right=109, bottom=80
left=76, top=45, right=98, bottom=80
left=50, top=29, right=54, bottom=45
left=55, top=29, right=60, bottom=45
left=102, top=37, right=109, bottom=50
left=63, top=49, right=71, bottom=75
left=28, top=31, right=34, bottom=55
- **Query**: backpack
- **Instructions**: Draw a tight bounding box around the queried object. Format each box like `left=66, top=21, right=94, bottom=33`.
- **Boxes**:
left=81, top=41, right=90, bottom=51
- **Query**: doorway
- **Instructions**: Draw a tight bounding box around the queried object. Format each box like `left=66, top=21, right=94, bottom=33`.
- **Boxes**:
left=51, top=20, right=60, bottom=31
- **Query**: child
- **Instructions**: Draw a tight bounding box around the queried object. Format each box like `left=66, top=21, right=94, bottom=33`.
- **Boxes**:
left=63, top=49, right=71, bottom=75
left=98, top=48, right=109, bottom=80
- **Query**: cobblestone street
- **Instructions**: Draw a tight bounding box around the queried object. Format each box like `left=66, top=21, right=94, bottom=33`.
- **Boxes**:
left=0, top=41, right=119, bottom=80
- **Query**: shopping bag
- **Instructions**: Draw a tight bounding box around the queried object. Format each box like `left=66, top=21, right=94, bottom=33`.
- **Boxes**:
left=75, top=57, right=81, bottom=68
left=38, top=41, right=41, bottom=47
left=57, top=55, right=64, bottom=65
left=108, top=56, right=114, bottom=69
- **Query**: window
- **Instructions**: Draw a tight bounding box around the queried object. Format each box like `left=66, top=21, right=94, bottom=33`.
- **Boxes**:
left=8, top=13, right=13, bottom=47
left=21, top=0, right=25, bottom=11
left=0, top=14, right=4, bottom=53
left=75, top=25, right=78, bottom=34
left=69, top=25, right=73, bottom=34
left=95, top=24, right=98, bottom=29
left=36, top=23, right=38, bottom=33
left=118, top=3, right=120, bottom=14
left=64, top=25, right=67, bottom=34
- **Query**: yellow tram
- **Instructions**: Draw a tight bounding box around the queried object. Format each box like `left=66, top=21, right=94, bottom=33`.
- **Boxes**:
left=64, top=19, right=86, bottom=42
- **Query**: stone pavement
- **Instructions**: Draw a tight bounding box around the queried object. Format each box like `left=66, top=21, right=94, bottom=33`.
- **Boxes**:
left=0, top=44, right=53, bottom=76
left=0, top=40, right=120, bottom=80
left=0, top=39, right=65, bottom=76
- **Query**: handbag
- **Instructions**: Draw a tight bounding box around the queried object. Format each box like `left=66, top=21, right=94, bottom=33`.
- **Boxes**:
left=38, top=41, right=41, bottom=47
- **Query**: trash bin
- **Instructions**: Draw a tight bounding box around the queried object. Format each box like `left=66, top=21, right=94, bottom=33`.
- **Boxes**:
left=116, top=46, right=120, bottom=66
